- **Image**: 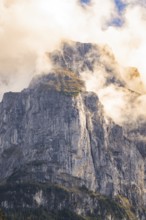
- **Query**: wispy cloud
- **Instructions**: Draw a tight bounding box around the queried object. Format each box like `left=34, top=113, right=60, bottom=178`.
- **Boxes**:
left=0, top=0, right=146, bottom=125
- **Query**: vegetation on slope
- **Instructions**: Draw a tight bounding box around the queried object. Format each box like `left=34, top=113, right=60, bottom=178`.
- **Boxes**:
left=38, top=69, right=85, bottom=96
left=0, top=210, right=6, bottom=220
left=0, top=182, right=139, bottom=220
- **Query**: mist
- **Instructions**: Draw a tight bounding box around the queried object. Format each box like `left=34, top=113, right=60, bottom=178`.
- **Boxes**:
left=0, top=0, right=146, bottom=125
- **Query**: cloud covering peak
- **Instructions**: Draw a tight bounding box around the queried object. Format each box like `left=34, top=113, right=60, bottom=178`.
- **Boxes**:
left=0, top=0, right=146, bottom=125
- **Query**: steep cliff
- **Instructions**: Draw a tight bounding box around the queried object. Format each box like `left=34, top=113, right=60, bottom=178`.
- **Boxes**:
left=0, top=42, right=146, bottom=220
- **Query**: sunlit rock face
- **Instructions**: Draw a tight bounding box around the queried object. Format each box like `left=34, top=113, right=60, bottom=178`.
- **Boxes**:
left=0, top=42, right=146, bottom=219
left=49, top=41, right=125, bottom=87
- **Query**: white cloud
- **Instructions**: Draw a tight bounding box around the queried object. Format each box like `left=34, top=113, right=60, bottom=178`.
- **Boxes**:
left=0, top=0, right=146, bottom=124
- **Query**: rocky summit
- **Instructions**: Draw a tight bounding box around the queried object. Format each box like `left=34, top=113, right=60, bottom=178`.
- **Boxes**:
left=0, top=42, right=146, bottom=220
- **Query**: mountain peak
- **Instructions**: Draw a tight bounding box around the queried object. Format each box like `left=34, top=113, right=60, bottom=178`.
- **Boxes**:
left=30, top=69, right=85, bottom=96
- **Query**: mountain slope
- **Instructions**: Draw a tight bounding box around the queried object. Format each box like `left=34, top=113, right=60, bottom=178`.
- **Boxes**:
left=0, top=42, right=146, bottom=219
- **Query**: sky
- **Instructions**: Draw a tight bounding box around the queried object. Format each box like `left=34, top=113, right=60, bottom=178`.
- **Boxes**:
left=0, top=0, right=145, bottom=89
left=114, top=0, right=126, bottom=12
left=0, top=0, right=146, bottom=124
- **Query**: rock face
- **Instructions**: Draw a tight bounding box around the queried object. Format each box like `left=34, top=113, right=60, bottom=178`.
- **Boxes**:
left=49, top=41, right=125, bottom=86
left=0, top=42, right=146, bottom=219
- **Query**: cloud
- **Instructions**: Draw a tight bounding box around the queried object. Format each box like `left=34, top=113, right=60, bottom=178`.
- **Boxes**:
left=0, top=0, right=146, bottom=125
left=104, top=4, right=146, bottom=88
left=0, top=0, right=86, bottom=95
left=0, top=0, right=115, bottom=94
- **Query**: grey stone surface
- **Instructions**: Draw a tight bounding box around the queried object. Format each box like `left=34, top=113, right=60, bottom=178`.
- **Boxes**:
left=0, top=41, right=146, bottom=219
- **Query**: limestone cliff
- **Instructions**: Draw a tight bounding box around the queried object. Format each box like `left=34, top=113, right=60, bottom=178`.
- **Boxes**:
left=0, top=42, right=146, bottom=220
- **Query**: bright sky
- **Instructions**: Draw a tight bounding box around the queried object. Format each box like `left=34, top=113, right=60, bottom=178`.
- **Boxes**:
left=0, top=0, right=146, bottom=92
left=0, top=0, right=146, bottom=124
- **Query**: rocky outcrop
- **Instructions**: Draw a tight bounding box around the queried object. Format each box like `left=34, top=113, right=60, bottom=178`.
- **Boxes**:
left=0, top=42, right=146, bottom=219
left=0, top=182, right=143, bottom=220
left=49, top=41, right=125, bottom=86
